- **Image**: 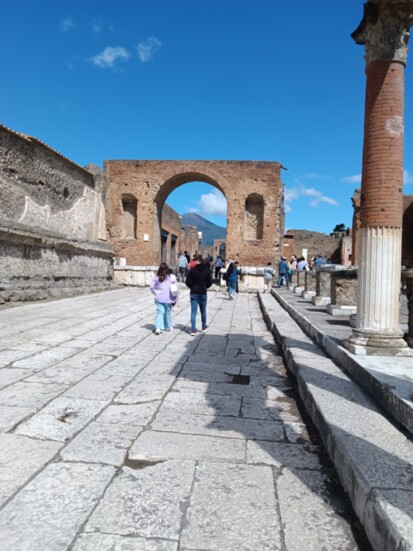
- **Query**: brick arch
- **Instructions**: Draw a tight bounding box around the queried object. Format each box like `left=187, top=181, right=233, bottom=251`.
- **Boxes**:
left=104, top=160, right=284, bottom=266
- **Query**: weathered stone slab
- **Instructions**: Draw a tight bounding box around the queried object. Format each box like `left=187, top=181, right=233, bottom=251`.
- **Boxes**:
left=85, top=461, right=195, bottom=539
left=115, top=376, right=175, bottom=404
left=181, top=462, right=281, bottom=551
left=0, top=381, right=66, bottom=408
left=173, top=379, right=265, bottom=398
left=96, top=402, right=161, bottom=426
left=247, top=440, right=321, bottom=470
left=25, top=352, right=112, bottom=386
left=15, top=396, right=107, bottom=442
left=277, top=468, right=357, bottom=551
left=179, top=364, right=234, bottom=383
left=12, top=346, right=84, bottom=370
left=129, top=430, right=246, bottom=463
left=72, top=533, right=178, bottom=551
left=162, top=391, right=241, bottom=417
left=284, top=420, right=310, bottom=443
left=63, top=370, right=131, bottom=401
left=0, top=434, right=62, bottom=507
left=61, top=422, right=141, bottom=465
left=241, top=397, right=292, bottom=421
left=0, top=368, right=31, bottom=389
left=0, top=462, right=114, bottom=551
left=152, top=410, right=284, bottom=441
left=0, top=405, right=35, bottom=432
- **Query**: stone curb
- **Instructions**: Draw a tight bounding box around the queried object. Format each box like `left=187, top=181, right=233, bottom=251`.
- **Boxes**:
left=258, top=291, right=413, bottom=551
left=269, top=289, right=413, bottom=438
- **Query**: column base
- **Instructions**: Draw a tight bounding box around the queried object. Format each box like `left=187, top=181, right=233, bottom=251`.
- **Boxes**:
left=327, top=304, right=357, bottom=317
left=294, top=286, right=304, bottom=295
left=346, top=328, right=413, bottom=356
left=311, top=296, right=331, bottom=306
left=301, top=291, right=316, bottom=300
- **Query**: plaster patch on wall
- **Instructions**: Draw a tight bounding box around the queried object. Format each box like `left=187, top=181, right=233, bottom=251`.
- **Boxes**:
left=385, top=116, right=404, bottom=137
left=19, top=187, right=102, bottom=240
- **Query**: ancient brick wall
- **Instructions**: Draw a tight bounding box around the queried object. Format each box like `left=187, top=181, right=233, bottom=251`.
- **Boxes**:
left=403, top=195, right=413, bottom=268
left=0, top=125, right=107, bottom=241
left=285, top=229, right=341, bottom=263
left=105, top=160, right=284, bottom=266
left=179, top=226, right=199, bottom=260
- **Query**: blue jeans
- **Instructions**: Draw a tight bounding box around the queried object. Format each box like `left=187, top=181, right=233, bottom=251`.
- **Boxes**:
left=156, top=302, right=172, bottom=331
left=228, top=281, right=237, bottom=296
left=190, top=293, right=207, bottom=331
left=278, top=273, right=289, bottom=287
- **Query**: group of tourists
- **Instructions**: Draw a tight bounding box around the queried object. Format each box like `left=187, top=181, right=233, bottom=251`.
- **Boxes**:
left=150, top=252, right=329, bottom=335
left=150, top=253, right=245, bottom=335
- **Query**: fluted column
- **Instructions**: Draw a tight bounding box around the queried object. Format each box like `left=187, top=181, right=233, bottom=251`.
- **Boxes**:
left=347, top=1, right=413, bottom=355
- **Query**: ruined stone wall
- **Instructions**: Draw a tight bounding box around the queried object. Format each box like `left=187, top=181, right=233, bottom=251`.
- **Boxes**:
left=179, top=226, right=199, bottom=258
left=161, top=204, right=180, bottom=266
left=282, top=234, right=295, bottom=260
left=0, top=125, right=114, bottom=303
left=0, top=125, right=107, bottom=241
left=403, top=195, right=413, bottom=268
left=286, top=229, right=341, bottom=262
left=105, top=160, right=283, bottom=266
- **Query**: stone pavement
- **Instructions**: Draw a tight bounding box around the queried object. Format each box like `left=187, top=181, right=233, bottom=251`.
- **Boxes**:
left=260, top=288, right=413, bottom=551
left=0, top=288, right=362, bottom=551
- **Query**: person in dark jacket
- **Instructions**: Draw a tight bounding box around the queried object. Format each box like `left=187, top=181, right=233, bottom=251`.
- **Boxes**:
left=277, top=256, right=290, bottom=288
left=185, top=256, right=213, bottom=336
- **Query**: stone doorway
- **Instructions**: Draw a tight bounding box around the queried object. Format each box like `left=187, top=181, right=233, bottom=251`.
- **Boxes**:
left=105, top=160, right=284, bottom=267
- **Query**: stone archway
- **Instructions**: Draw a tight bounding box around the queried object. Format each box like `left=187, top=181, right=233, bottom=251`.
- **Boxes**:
left=105, top=160, right=284, bottom=266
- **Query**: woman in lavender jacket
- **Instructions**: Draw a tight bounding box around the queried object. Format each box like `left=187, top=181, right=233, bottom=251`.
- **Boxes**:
left=149, top=263, right=178, bottom=335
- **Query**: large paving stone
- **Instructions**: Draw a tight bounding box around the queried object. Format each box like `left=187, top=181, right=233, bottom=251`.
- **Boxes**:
left=72, top=533, right=178, bottom=551
left=152, top=410, right=284, bottom=441
left=0, top=381, right=66, bottom=408
left=0, top=405, right=35, bottom=432
left=246, top=440, right=321, bottom=469
left=0, top=434, right=62, bottom=506
left=96, top=402, right=161, bottom=426
left=15, top=396, right=107, bottom=442
left=181, top=462, right=281, bottom=551
left=61, top=422, right=142, bottom=465
left=12, top=346, right=84, bottom=371
left=0, top=462, right=115, bottom=551
left=173, top=379, right=265, bottom=398
left=25, top=351, right=112, bottom=386
left=0, top=368, right=31, bottom=389
left=85, top=460, right=195, bottom=539
left=115, top=376, right=176, bottom=404
left=276, top=468, right=358, bottom=551
left=129, top=430, right=246, bottom=463
left=162, top=390, right=241, bottom=417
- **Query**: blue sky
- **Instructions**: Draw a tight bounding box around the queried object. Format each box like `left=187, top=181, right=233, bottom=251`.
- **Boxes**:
left=2, top=1, right=413, bottom=233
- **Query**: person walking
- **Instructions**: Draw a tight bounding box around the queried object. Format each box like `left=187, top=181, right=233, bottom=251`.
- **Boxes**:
left=297, top=256, right=309, bottom=271
left=177, top=252, right=189, bottom=282
left=227, top=261, right=242, bottom=299
left=277, top=256, right=290, bottom=288
left=263, top=261, right=275, bottom=293
left=185, top=255, right=212, bottom=336
left=214, top=255, right=224, bottom=279
left=149, top=263, right=178, bottom=335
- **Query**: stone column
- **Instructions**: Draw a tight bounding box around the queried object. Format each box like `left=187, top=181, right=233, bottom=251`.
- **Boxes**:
left=312, top=268, right=333, bottom=306
left=402, top=270, right=413, bottom=347
left=347, top=1, right=413, bottom=355
left=301, top=271, right=316, bottom=300
left=294, top=270, right=305, bottom=295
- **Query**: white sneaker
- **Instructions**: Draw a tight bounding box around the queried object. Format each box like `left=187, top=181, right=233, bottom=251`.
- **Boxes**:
left=155, top=328, right=161, bottom=335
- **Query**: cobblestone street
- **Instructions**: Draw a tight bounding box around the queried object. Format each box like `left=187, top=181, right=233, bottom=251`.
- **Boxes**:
left=0, top=288, right=362, bottom=551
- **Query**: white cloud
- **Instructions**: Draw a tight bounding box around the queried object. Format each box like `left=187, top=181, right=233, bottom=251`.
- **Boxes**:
left=186, top=190, right=227, bottom=218
left=342, top=174, right=362, bottom=184
left=61, top=17, right=75, bottom=32
left=136, top=36, right=162, bottom=62
left=90, top=46, right=130, bottom=70
left=66, top=61, right=74, bottom=70
left=92, top=18, right=113, bottom=34
left=404, top=170, right=413, bottom=184
left=284, top=185, right=338, bottom=211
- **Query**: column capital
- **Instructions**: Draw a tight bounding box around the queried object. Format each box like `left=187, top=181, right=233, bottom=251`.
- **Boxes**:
left=352, top=1, right=413, bottom=65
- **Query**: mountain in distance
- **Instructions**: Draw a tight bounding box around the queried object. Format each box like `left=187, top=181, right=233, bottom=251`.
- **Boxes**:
left=181, top=213, right=226, bottom=246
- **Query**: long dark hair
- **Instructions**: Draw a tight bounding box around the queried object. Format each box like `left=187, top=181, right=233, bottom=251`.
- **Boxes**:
left=157, top=262, right=170, bottom=282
